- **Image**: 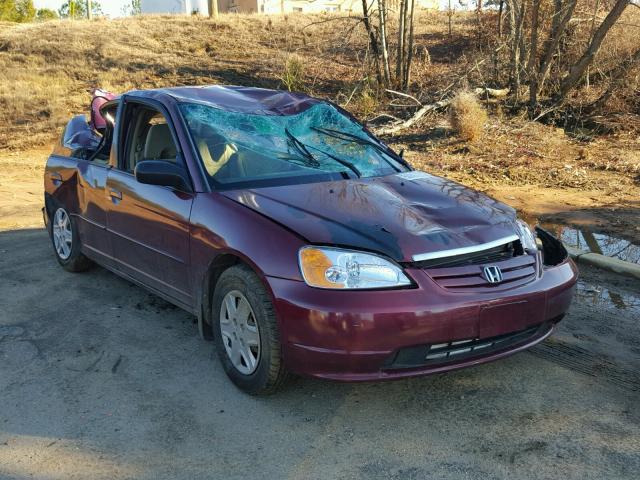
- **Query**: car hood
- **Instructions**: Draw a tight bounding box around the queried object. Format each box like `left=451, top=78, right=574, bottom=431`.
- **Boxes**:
left=221, top=171, right=519, bottom=263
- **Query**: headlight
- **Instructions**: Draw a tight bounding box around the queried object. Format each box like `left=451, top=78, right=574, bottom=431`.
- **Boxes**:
left=516, top=219, right=537, bottom=252
left=298, top=246, right=411, bottom=289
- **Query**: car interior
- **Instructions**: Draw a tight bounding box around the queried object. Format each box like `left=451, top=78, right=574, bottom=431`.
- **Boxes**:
left=192, top=122, right=310, bottom=183
left=125, top=107, right=178, bottom=172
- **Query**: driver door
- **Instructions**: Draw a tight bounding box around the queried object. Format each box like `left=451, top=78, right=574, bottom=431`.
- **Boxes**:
left=105, top=100, right=194, bottom=309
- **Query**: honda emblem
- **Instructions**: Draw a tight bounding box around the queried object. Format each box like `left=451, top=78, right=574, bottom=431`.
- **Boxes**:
left=483, top=266, right=503, bottom=284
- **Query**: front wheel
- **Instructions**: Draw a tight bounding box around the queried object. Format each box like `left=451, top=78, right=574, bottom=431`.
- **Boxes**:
left=50, top=206, right=92, bottom=272
left=212, top=264, right=288, bottom=395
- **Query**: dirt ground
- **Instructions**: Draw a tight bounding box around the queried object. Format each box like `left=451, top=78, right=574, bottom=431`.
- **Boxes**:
left=0, top=145, right=639, bottom=479
left=0, top=148, right=48, bottom=231
left=0, top=228, right=639, bottom=480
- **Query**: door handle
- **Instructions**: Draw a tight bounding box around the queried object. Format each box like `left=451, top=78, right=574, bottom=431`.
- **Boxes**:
left=109, top=188, right=122, bottom=200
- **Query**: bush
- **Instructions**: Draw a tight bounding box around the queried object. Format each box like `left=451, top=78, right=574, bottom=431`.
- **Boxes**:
left=35, top=8, right=57, bottom=21
left=448, top=90, right=487, bottom=142
left=280, top=54, right=305, bottom=92
left=357, top=86, right=378, bottom=118
left=1, top=0, right=36, bottom=22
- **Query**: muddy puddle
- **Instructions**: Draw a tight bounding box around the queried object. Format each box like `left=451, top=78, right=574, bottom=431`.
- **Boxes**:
left=550, top=226, right=640, bottom=265
left=575, top=280, right=640, bottom=313
left=519, top=213, right=640, bottom=265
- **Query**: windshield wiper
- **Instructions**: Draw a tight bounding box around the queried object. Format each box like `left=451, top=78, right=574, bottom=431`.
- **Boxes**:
left=285, top=129, right=360, bottom=178
left=305, top=144, right=361, bottom=178
left=284, top=128, right=320, bottom=168
left=311, top=126, right=407, bottom=171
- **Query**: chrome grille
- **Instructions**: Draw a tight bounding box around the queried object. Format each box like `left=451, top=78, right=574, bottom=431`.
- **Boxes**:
left=426, top=254, right=537, bottom=291
left=412, top=241, right=519, bottom=269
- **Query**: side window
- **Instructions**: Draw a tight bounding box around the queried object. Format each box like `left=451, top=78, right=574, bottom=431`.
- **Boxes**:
left=123, top=105, right=179, bottom=173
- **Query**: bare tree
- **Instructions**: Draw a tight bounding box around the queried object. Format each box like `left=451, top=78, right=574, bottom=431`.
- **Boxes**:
left=507, top=0, right=527, bottom=98
left=529, top=0, right=577, bottom=107
left=589, top=45, right=640, bottom=111
left=378, top=0, right=391, bottom=85
left=403, top=0, right=416, bottom=89
left=526, top=0, right=540, bottom=111
left=208, top=0, right=218, bottom=18
left=396, top=0, right=406, bottom=84
left=359, top=0, right=419, bottom=91
left=361, top=0, right=383, bottom=86
left=556, top=0, right=633, bottom=101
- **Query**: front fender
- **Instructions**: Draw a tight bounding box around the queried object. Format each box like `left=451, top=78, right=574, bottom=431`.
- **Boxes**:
left=189, top=192, right=307, bottom=333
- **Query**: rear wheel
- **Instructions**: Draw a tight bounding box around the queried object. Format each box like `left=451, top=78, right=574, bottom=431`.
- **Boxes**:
left=212, top=264, right=288, bottom=395
left=50, top=206, right=92, bottom=272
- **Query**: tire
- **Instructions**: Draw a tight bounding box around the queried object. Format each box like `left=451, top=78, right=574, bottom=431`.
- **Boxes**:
left=212, top=264, right=288, bottom=395
left=49, top=205, right=93, bottom=273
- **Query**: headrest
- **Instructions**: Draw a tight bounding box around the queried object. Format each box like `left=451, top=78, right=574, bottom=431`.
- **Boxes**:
left=144, top=123, right=176, bottom=160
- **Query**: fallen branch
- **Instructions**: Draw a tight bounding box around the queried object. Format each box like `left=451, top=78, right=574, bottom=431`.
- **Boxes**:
left=367, top=113, right=402, bottom=123
left=300, top=16, right=365, bottom=32
left=373, top=99, right=450, bottom=135
left=373, top=85, right=508, bottom=135
left=385, top=88, right=422, bottom=106
left=532, top=104, right=561, bottom=122
left=388, top=102, right=421, bottom=108
left=474, top=87, right=510, bottom=98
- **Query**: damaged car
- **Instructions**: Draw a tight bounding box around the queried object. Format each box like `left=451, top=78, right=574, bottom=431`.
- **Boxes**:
left=43, top=85, right=578, bottom=394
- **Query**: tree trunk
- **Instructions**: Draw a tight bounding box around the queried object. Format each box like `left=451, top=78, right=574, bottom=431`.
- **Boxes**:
left=536, top=0, right=578, bottom=95
left=208, top=0, right=218, bottom=18
left=527, top=0, right=541, bottom=112
left=585, top=0, right=602, bottom=87
left=403, top=0, right=416, bottom=89
left=378, top=0, right=391, bottom=85
left=515, top=0, right=528, bottom=98
left=508, top=0, right=519, bottom=95
left=362, top=0, right=383, bottom=86
left=396, top=0, right=406, bottom=86
left=494, top=0, right=504, bottom=82
left=556, top=0, right=630, bottom=102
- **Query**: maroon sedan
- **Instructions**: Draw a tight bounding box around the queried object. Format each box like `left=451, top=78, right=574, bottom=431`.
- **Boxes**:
left=43, top=86, right=577, bottom=394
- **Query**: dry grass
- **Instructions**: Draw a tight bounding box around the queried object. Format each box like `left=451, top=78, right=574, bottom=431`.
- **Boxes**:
left=448, top=90, right=487, bottom=142
left=0, top=14, right=365, bottom=149
left=0, top=11, right=474, bottom=151
left=0, top=10, right=638, bottom=195
left=389, top=115, right=640, bottom=192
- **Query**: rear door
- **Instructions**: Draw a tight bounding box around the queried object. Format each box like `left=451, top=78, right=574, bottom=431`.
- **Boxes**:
left=105, top=98, right=194, bottom=308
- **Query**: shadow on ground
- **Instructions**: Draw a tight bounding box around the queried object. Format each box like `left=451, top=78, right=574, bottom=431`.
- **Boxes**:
left=0, top=228, right=638, bottom=480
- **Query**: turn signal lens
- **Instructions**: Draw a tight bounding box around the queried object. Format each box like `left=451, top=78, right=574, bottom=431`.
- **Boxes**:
left=299, top=247, right=339, bottom=289
left=298, top=246, right=411, bottom=290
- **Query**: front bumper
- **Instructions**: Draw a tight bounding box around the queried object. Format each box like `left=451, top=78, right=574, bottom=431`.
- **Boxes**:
left=268, top=258, right=578, bottom=381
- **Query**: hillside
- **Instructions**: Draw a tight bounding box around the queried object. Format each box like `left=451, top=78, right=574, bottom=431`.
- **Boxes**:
left=0, top=13, right=399, bottom=150
left=0, top=13, right=639, bottom=243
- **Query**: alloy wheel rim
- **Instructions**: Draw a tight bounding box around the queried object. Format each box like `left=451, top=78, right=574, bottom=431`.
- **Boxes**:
left=219, top=290, right=261, bottom=375
left=52, top=208, right=72, bottom=260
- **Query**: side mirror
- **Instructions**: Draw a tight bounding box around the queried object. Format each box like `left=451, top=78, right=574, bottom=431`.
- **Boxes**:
left=134, top=160, right=191, bottom=192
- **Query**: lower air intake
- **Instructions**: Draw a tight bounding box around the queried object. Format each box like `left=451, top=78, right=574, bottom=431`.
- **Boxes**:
left=383, top=323, right=551, bottom=370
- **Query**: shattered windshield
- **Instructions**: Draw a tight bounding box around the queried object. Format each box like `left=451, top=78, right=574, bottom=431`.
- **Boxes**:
left=179, top=102, right=407, bottom=189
